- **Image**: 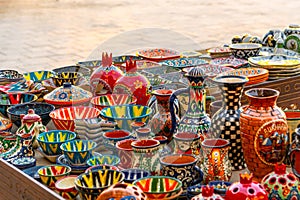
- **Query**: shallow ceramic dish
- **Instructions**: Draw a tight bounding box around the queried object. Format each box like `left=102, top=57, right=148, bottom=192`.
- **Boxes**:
left=38, top=164, right=72, bottom=189
left=0, top=93, right=38, bottom=117
left=259, top=46, right=299, bottom=57
left=11, top=156, right=36, bottom=169
left=187, top=183, right=204, bottom=199
left=7, top=102, right=55, bottom=127
left=121, top=60, right=161, bottom=71
left=103, top=129, right=132, bottom=146
left=210, top=56, right=248, bottom=68
left=91, top=94, right=137, bottom=111
left=50, top=106, right=101, bottom=131
left=137, top=48, right=181, bottom=61
left=37, top=130, right=77, bottom=156
left=160, top=57, right=207, bottom=69
left=23, top=70, right=55, bottom=82
left=52, top=72, right=82, bottom=87
left=207, top=47, right=232, bottom=58
left=229, top=43, right=262, bottom=59
left=85, top=164, right=119, bottom=173
left=248, top=55, right=300, bottom=68
left=133, top=176, right=182, bottom=199
left=180, top=51, right=202, bottom=58
left=0, top=70, right=24, bottom=84
left=55, top=175, right=79, bottom=200
left=100, top=104, right=152, bottom=131
left=74, top=169, right=125, bottom=200
left=87, top=154, right=121, bottom=167
left=121, top=168, right=151, bottom=183
left=60, top=139, right=97, bottom=166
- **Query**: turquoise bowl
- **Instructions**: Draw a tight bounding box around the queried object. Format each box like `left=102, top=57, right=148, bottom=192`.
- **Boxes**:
left=100, top=105, right=152, bottom=131
left=87, top=155, right=121, bottom=167
left=60, top=140, right=97, bottom=166
left=23, top=70, right=55, bottom=82
left=37, top=130, right=77, bottom=156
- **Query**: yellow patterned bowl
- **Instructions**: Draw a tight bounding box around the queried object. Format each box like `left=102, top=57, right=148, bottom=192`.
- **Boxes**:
left=23, top=70, right=55, bottom=82
left=86, top=155, right=121, bottom=167
left=38, top=165, right=71, bottom=189
left=37, top=130, right=76, bottom=156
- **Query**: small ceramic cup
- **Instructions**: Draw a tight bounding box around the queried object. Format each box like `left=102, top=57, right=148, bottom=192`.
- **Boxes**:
left=55, top=175, right=79, bottom=200
left=38, top=165, right=72, bottom=189
left=136, top=127, right=152, bottom=139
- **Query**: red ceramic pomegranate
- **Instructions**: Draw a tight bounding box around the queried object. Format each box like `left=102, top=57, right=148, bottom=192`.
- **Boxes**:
left=90, top=52, right=124, bottom=95
left=225, top=173, right=268, bottom=200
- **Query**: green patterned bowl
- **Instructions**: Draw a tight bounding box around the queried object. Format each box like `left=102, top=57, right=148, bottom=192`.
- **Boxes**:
left=133, top=176, right=182, bottom=199
left=74, top=169, right=124, bottom=200
left=87, top=155, right=121, bottom=167
left=23, top=70, right=55, bottom=82
left=37, top=130, right=77, bottom=156
left=100, top=105, right=152, bottom=131
left=38, top=165, right=71, bottom=189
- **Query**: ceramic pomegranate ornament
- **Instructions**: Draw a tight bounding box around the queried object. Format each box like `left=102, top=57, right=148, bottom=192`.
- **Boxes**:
left=225, top=173, right=268, bottom=200
left=191, top=185, right=224, bottom=200
left=113, top=59, right=151, bottom=106
left=90, top=52, right=124, bottom=95
left=261, top=163, right=300, bottom=199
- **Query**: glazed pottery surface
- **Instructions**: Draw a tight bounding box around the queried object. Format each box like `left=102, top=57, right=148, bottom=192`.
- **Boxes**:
left=0, top=131, right=16, bottom=153
left=55, top=175, right=79, bottom=200
left=74, top=169, right=124, bottom=200
left=285, top=34, right=300, bottom=53
left=160, top=57, right=207, bottom=69
left=288, top=127, right=300, bottom=179
left=85, top=164, right=119, bottom=173
left=136, top=127, right=152, bottom=140
left=229, top=43, right=262, bottom=60
left=86, top=154, right=120, bottom=167
left=133, top=176, right=182, bottom=199
left=200, top=139, right=232, bottom=184
left=137, top=48, right=181, bottom=61
left=121, top=168, right=150, bottom=183
left=50, top=106, right=101, bottom=131
left=36, top=130, right=76, bottom=156
left=53, top=65, right=91, bottom=77
left=90, top=94, right=137, bottom=111
left=0, top=116, right=12, bottom=132
left=210, top=75, right=248, bottom=170
left=103, top=129, right=132, bottom=146
left=173, top=132, right=201, bottom=155
left=100, top=104, right=152, bottom=131
left=38, top=164, right=71, bottom=189
left=60, top=140, right=97, bottom=166
left=0, top=69, right=24, bottom=84
left=209, top=56, right=248, bottom=68
left=240, top=88, right=289, bottom=181
left=11, top=156, right=36, bottom=169
left=0, top=93, right=38, bottom=117
left=116, top=138, right=136, bottom=169
left=23, top=70, right=55, bottom=82
left=52, top=72, right=82, bottom=87
left=285, top=110, right=300, bottom=144
left=7, top=102, right=55, bottom=127
left=209, top=181, right=232, bottom=197
left=191, top=185, right=224, bottom=200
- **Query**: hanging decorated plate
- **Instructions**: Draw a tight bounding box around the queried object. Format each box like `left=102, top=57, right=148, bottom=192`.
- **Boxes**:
left=160, top=57, right=207, bottom=69
left=137, top=48, right=181, bottom=61
left=210, top=56, right=248, bottom=68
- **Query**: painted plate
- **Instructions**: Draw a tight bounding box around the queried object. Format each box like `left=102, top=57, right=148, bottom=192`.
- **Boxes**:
left=160, top=57, right=207, bottom=69
left=207, top=47, right=231, bottom=54
left=248, top=55, right=300, bottom=67
left=182, top=64, right=234, bottom=77
left=137, top=48, right=180, bottom=61
left=259, top=47, right=299, bottom=57
left=210, top=56, right=248, bottom=68
left=180, top=51, right=202, bottom=58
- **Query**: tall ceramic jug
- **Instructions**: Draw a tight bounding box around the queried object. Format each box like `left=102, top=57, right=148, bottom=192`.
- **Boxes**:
left=170, top=67, right=212, bottom=139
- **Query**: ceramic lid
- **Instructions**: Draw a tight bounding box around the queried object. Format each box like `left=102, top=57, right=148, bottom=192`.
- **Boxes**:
left=44, top=82, right=93, bottom=105
left=185, top=66, right=206, bottom=77
left=20, top=109, right=41, bottom=122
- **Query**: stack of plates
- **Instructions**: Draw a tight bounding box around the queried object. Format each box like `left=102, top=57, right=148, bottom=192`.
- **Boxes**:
left=259, top=47, right=300, bottom=57
left=207, top=47, right=232, bottom=58
left=248, top=55, right=300, bottom=80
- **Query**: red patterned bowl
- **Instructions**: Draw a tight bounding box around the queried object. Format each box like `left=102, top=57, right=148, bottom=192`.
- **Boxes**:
left=50, top=106, right=101, bottom=131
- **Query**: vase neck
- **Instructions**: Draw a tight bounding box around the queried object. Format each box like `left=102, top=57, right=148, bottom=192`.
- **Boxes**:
left=219, top=83, right=244, bottom=110
left=155, top=94, right=171, bottom=113
left=186, top=87, right=206, bottom=116
left=247, top=95, right=278, bottom=109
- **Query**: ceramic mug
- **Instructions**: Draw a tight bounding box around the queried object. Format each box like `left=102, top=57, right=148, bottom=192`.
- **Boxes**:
left=173, top=132, right=201, bottom=155
left=159, top=154, right=203, bottom=189
left=284, top=110, right=300, bottom=144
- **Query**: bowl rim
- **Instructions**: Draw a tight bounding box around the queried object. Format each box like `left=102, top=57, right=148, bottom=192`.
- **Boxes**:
left=60, top=139, right=97, bottom=153
left=0, top=93, right=38, bottom=106
left=85, top=164, right=120, bottom=173
left=86, top=155, right=121, bottom=167
left=7, top=102, right=55, bottom=116
left=36, top=130, right=77, bottom=144
left=90, top=94, right=137, bottom=107
left=49, top=106, right=101, bottom=120
left=37, top=164, right=72, bottom=177
left=55, top=175, right=78, bottom=191
left=229, top=43, right=262, bottom=50
left=103, top=129, right=131, bottom=139
left=132, top=175, right=182, bottom=194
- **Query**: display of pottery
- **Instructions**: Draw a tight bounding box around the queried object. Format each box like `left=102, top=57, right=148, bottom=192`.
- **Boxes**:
left=289, top=127, right=300, bottom=179
left=0, top=69, right=25, bottom=85
left=240, top=88, right=289, bottom=181
left=229, top=43, right=262, bottom=60
left=137, top=48, right=181, bottom=61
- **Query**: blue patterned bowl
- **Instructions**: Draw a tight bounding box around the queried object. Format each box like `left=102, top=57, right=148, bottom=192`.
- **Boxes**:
left=87, top=155, right=121, bottom=167
left=7, top=102, right=55, bottom=127
left=23, top=70, right=55, bottom=82
left=60, top=140, right=97, bottom=166
left=0, top=93, right=38, bottom=117
left=100, top=105, right=152, bottom=131
left=74, top=169, right=124, bottom=200
left=121, top=168, right=151, bottom=183
left=37, top=130, right=77, bottom=156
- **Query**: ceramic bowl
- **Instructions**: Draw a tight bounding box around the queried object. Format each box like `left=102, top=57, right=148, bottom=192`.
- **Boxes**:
left=23, top=70, right=55, bottom=82
left=7, top=102, right=55, bottom=127
left=160, top=57, right=207, bottom=69
left=52, top=72, right=82, bottom=87
left=210, top=56, right=248, bottom=69
left=53, top=65, right=91, bottom=77
left=100, top=104, right=152, bottom=131
left=121, top=168, right=151, bottom=183
left=60, top=140, right=97, bottom=166
left=37, top=130, right=77, bottom=156
left=50, top=106, right=101, bottom=131
left=87, top=155, right=121, bottom=167
left=209, top=181, right=232, bottom=196
left=0, top=70, right=24, bottom=84
left=11, top=156, right=36, bottom=169
left=133, top=176, right=182, bottom=199
left=103, top=129, right=132, bottom=146
left=187, top=183, right=204, bottom=199
left=74, top=169, right=125, bottom=200
left=85, top=164, right=119, bottom=173
left=229, top=43, right=262, bottom=59
left=90, top=94, right=137, bottom=111
left=55, top=175, right=79, bottom=200
left=137, top=48, right=181, bottom=61
left=0, top=93, right=38, bottom=117
left=37, top=165, right=72, bottom=189
left=0, top=116, right=12, bottom=132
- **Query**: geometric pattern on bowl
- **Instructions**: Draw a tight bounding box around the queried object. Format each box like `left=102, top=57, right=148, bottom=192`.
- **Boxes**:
left=210, top=56, right=248, bottom=69
left=85, top=164, right=119, bottom=173
left=0, top=70, right=24, bottom=83
left=100, top=105, right=152, bottom=131
left=50, top=106, right=101, bottom=131
left=0, top=93, right=38, bottom=117
left=160, top=57, right=208, bottom=69
left=52, top=72, right=82, bottom=87
left=87, top=154, right=121, bottom=167
left=7, top=102, right=55, bottom=127
left=121, top=168, right=151, bottom=183
left=229, top=43, right=262, bottom=60
left=37, top=130, right=77, bottom=156
left=37, top=165, right=72, bottom=189
left=60, top=140, right=97, bottom=166
left=90, top=94, right=137, bottom=111
left=137, top=48, right=181, bottom=61
left=23, top=70, right=55, bottom=82
left=74, top=169, right=125, bottom=200
left=133, top=176, right=182, bottom=199
left=55, top=175, right=79, bottom=200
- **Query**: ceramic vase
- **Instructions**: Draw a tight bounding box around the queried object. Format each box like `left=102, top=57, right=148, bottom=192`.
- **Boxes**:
left=113, top=59, right=151, bottom=106
left=149, top=89, right=178, bottom=142
left=210, top=75, right=248, bottom=170
left=191, top=185, right=224, bottom=200
left=200, top=138, right=232, bottom=184
left=115, top=139, right=136, bottom=169
left=90, top=52, right=124, bottom=95
left=240, top=88, right=289, bottom=181
left=261, top=163, right=300, bottom=199
left=170, top=66, right=211, bottom=139
left=226, top=173, right=268, bottom=200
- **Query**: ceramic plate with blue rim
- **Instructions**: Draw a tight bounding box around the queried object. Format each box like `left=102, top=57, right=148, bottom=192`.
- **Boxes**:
left=248, top=54, right=300, bottom=67
left=259, top=47, right=300, bottom=57
left=160, top=57, right=207, bottom=69
left=56, top=152, right=101, bottom=174
left=11, top=157, right=36, bottom=170
left=210, top=56, right=248, bottom=68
